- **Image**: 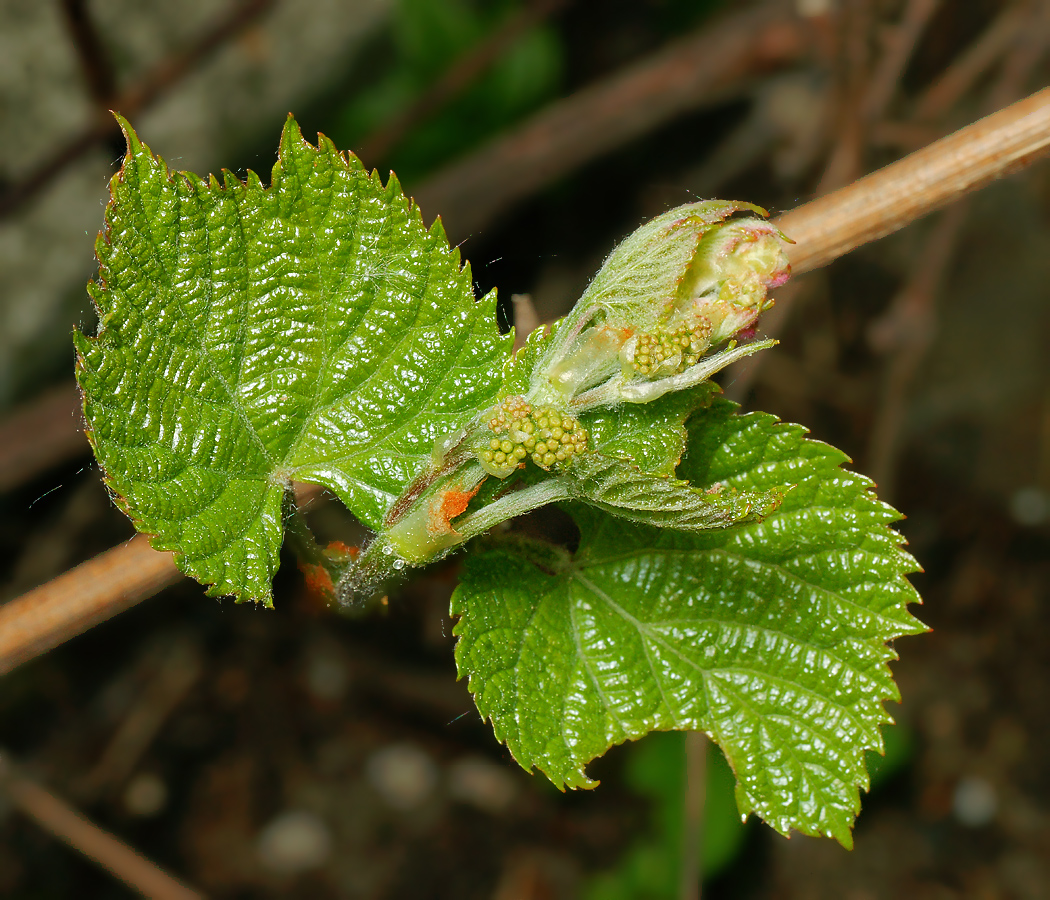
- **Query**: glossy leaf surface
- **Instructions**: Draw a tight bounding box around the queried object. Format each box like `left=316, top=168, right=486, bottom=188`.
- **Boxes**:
left=452, top=400, right=924, bottom=844
left=76, top=117, right=509, bottom=604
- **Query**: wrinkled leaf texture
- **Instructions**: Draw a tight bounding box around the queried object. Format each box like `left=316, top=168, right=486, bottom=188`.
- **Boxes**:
left=76, top=116, right=510, bottom=604
left=453, top=399, right=924, bottom=845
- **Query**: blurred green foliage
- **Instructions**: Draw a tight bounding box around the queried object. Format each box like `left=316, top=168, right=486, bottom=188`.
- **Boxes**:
left=584, top=721, right=914, bottom=898
left=331, top=0, right=563, bottom=181
left=583, top=732, right=747, bottom=899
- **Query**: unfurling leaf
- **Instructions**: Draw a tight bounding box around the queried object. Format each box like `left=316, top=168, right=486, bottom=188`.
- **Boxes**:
left=452, top=399, right=924, bottom=845
left=566, top=453, right=783, bottom=531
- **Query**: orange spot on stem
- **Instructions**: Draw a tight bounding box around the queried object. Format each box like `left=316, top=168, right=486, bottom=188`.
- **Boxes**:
left=429, top=481, right=484, bottom=536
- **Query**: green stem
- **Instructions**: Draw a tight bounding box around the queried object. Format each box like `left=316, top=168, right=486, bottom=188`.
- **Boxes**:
left=453, top=478, right=574, bottom=542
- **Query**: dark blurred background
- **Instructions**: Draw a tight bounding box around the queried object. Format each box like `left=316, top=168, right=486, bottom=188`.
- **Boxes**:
left=1, top=0, right=1049, bottom=897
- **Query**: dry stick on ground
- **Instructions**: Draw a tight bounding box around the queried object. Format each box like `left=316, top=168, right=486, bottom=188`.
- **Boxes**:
left=357, top=0, right=570, bottom=163
left=0, top=0, right=807, bottom=494
left=0, top=89, right=1049, bottom=680
left=0, top=753, right=205, bottom=900
left=0, top=0, right=275, bottom=219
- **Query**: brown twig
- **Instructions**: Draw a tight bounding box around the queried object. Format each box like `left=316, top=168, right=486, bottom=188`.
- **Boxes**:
left=0, top=753, right=204, bottom=900
left=679, top=731, right=707, bottom=900
left=0, top=535, right=180, bottom=677
left=776, top=86, right=1050, bottom=275
left=415, top=0, right=808, bottom=240
left=0, top=0, right=275, bottom=219
left=358, top=0, right=569, bottom=163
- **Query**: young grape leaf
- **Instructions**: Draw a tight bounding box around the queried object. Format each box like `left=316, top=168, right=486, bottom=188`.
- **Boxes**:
left=76, top=116, right=510, bottom=605
left=566, top=453, right=783, bottom=531
left=452, top=400, right=924, bottom=845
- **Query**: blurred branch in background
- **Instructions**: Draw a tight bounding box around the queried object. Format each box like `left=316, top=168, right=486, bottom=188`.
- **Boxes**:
left=0, top=752, right=204, bottom=899
left=865, top=202, right=968, bottom=499
left=0, top=384, right=84, bottom=493
left=0, top=0, right=276, bottom=219
left=911, top=2, right=1028, bottom=123
left=415, top=0, right=810, bottom=240
left=59, top=0, right=119, bottom=109
left=357, top=0, right=571, bottom=164
left=73, top=635, right=203, bottom=804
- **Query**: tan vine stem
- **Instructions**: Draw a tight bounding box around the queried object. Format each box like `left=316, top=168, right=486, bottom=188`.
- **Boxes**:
left=775, top=86, right=1050, bottom=274
left=0, top=535, right=180, bottom=676
left=1, top=88, right=1049, bottom=676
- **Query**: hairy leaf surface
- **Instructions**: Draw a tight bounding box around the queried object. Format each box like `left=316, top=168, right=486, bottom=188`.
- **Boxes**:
left=76, top=117, right=510, bottom=604
left=452, top=400, right=924, bottom=844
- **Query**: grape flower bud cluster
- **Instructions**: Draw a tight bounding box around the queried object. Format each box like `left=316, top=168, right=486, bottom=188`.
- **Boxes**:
left=476, top=395, right=588, bottom=478
left=531, top=201, right=792, bottom=410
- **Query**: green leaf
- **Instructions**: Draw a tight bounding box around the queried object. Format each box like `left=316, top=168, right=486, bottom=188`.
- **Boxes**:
left=579, top=385, right=719, bottom=477
left=452, top=400, right=924, bottom=844
left=76, top=116, right=510, bottom=604
left=567, top=453, right=783, bottom=531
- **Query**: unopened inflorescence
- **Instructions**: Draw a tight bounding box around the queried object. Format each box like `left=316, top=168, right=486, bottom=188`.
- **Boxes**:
left=476, top=395, right=588, bottom=478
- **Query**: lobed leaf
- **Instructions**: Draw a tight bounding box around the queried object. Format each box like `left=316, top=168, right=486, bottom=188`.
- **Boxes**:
left=76, top=116, right=510, bottom=604
left=452, top=400, right=924, bottom=845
